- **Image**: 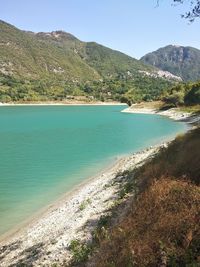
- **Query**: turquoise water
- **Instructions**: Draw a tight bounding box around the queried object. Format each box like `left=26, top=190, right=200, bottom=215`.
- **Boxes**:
left=0, top=105, right=187, bottom=235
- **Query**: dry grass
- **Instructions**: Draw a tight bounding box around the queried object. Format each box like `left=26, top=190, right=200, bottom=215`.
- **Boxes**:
left=89, top=178, right=200, bottom=267
left=131, top=101, right=164, bottom=109
left=178, top=105, right=200, bottom=114
left=136, top=127, right=200, bottom=189
left=87, top=128, right=200, bottom=267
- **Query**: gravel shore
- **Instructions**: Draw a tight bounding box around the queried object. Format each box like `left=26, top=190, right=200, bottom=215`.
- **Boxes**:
left=0, top=104, right=195, bottom=266
left=0, top=144, right=162, bottom=267
left=121, top=105, right=200, bottom=124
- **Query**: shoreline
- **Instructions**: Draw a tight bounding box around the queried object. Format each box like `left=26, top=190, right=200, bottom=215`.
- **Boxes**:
left=0, top=143, right=167, bottom=266
left=0, top=155, right=120, bottom=242
left=0, top=101, right=126, bottom=106
left=0, top=105, right=195, bottom=266
left=121, top=104, right=200, bottom=124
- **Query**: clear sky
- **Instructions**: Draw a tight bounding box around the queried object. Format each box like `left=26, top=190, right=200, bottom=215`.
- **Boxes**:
left=0, top=0, right=199, bottom=59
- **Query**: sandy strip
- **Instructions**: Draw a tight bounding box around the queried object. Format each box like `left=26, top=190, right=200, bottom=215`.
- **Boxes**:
left=121, top=105, right=200, bottom=124
left=0, top=102, right=127, bottom=106
left=0, top=144, right=163, bottom=267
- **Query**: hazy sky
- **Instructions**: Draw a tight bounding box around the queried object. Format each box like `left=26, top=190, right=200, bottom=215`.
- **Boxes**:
left=0, top=0, right=199, bottom=58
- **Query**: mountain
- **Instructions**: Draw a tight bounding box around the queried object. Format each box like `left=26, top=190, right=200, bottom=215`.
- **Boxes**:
left=0, top=20, right=153, bottom=81
left=0, top=21, right=99, bottom=81
left=140, top=45, right=200, bottom=81
left=0, top=20, right=176, bottom=103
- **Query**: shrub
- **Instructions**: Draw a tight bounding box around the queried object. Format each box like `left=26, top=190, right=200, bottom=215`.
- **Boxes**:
left=79, top=198, right=91, bottom=211
left=69, top=239, right=92, bottom=263
left=185, top=85, right=200, bottom=105
left=163, top=91, right=185, bottom=107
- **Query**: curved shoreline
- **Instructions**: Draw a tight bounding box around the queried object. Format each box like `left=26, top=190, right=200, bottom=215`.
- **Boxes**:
left=0, top=106, right=194, bottom=266
left=121, top=104, right=200, bottom=124
left=0, top=143, right=166, bottom=266
left=0, top=155, right=120, bottom=242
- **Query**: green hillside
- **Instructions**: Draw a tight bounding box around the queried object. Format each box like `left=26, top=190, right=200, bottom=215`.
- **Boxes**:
left=140, top=45, right=200, bottom=81
left=0, top=20, right=175, bottom=103
left=0, top=20, right=99, bottom=81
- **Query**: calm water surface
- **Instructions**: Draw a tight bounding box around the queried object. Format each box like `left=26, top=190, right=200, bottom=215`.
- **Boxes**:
left=0, top=105, right=187, bottom=235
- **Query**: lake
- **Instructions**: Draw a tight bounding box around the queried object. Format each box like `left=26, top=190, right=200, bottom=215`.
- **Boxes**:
left=0, top=105, right=187, bottom=235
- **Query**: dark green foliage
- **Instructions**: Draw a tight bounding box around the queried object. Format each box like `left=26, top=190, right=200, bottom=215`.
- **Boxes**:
left=0, top=73, right=173, bottom=103
left=163, top=81, right=200, bottom=106
left=184, top=84, right=200, bottom=104
left=163, top=91, right=185, bottom=107
left=141, top=45, right=200, bottom=81
left=97, top=215, right=111, bottom=229
left=173, top=0, right=200, bottom=22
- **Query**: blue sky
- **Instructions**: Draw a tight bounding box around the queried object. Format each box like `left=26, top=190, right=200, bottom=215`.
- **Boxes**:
left=0, top=0, right=199, bottom=58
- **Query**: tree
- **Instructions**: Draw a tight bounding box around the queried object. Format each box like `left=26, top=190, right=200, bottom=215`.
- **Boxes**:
left=163, top=91, right=185, bottom=107
left=0, top=94, right=12, bottom=103
left=157, top=1, right=200, bottom=21
left=184, top=85, right=200, bottom=104
left=173, top=0, right=200, bottom=21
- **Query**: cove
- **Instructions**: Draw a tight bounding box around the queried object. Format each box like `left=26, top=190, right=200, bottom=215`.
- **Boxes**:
left=0, top=105, right=187, bottom=235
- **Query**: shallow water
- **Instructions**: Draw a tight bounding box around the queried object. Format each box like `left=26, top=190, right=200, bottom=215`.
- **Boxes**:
left=0, top=105, right=187, bottom=235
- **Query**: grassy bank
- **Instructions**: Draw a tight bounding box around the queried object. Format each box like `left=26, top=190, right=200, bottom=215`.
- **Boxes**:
left=70, top=127, right=200, bottom=267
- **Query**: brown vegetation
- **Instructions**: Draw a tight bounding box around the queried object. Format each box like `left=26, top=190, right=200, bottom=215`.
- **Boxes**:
left=87, top=127, right=200, bottom=267
left=136, top=127, right=200, bottom=188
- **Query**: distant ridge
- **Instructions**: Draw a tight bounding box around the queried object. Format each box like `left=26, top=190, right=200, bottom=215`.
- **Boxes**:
left=140, top=45, right=200, bottom=81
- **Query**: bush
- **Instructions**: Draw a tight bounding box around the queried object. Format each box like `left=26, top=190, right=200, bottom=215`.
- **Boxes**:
left=69, top=239, right=92, bottom=263
left=163, top=91, right=185, bottom=107
left=79, top=198, right=91, bottom=211
left=184, top=85, right=200, bottom=104
left=120, top=95, right=133, bottom=106
left=0, top=94, right=12, bottom=103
